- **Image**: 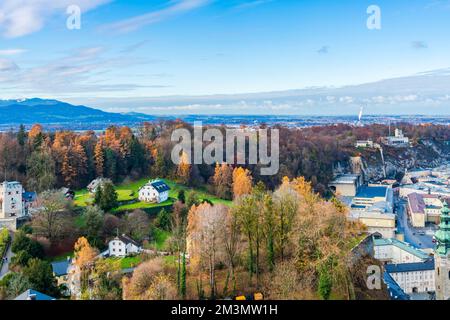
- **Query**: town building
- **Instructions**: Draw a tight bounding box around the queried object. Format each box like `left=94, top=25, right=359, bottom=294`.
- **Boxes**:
left=382, top=128, right=410, bottom=147
left=108, top=234, right=142, bottom=257
left=434, top=201, right=450, bottom=300
left=383, top=272, right=410, bottom=300
left=0, top=181, right=28, bottom=230
left=138, top=179, right=170, bottom=204
left=374, top=238, right=431, bottom=264
left=385, top=259, right=436, bottom=295
left=329, top=174, right=363, bottom=197
left=51, top=258, right=72, bottom=295
left=348, top=185, right=396, bottom=238
left=355, top=140, right=374, bottom=148
left=407, top=193, right=448, bottom=227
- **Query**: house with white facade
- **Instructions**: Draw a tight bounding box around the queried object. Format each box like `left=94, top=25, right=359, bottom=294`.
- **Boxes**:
left=348, top=185, right=396, bottom=238
left=374, top=238, right=431, bottom=264
left=382, top=128, right=410, bottom=147
left=355, top=140, right=374, bottom=148
left=0, top=181, right=28, bottom=230
left=385, top=259, right=435, bottom=294
left=138, top=179, right=170, bottom=204
left=108, top=234, right=142, bottom=257
left=407, top=193, right=448, bottom=227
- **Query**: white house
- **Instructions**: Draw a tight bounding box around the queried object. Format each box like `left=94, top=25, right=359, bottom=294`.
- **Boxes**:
left=385, top=259, right=436, bottom=294
left=108, top=234, right=142, bottom=257
left=383, top=128, right=410, bottom=147
left=355, top=140, right=374, bottom=148
left=138, top=179, right=170, bottom=204
left=374, top=238, right=431, bottom=264
left=0, top=181, right=27, bottom=230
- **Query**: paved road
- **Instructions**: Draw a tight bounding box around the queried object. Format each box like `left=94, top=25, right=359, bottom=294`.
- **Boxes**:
left=397, top=200, right=435, bottom=249
left=0, top=232, right=14, bottom=280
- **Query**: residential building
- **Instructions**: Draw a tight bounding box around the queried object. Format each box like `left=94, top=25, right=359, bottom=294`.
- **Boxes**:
left=407, top=193, right=448, bottom=227
left=374, top=238, right=431, bottom=264
left=382, top=128, right=410, bottom=147
left=108, top=234, right=142, bottom=257
left=87, top=178, right=112, bottom=194
left=349, top=185, right=396, bottom=238
left=329, top=174, right=363, bottom=197
left=138, top=179, right=170, bottom=204
left=51, top=258, right=72, bottom=295
left=0, top=181, right=27, bottom=230
left=434, top=201, right=450, bottom=300
left=385, top=260, right=436, bottom=294
left=355, top=140, right=374, bottom=148
left=383, top=272, right=410, bottom=300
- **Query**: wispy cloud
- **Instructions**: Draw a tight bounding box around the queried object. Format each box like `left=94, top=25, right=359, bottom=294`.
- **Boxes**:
left=0, top=48, right=27, bottom=56
left=0, top=58, right=18, bottom=71
left=411, top=41, right=428, bottom=49
left=0, top=45, right=170, bottom=97
left=0, top=0, right=110, bottom=38
left=317, top=46, right=330, bottom=54
left=232, top=0, right=274, bottom=11
left=100, top=0, right=211, bottom=34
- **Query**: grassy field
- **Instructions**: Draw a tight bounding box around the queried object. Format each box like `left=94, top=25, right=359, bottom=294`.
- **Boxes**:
left=73, top=177, right=232, bottom=213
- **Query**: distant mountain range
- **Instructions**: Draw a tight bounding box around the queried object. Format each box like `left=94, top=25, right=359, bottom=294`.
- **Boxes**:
left=0, top=98, right=156, bottom=125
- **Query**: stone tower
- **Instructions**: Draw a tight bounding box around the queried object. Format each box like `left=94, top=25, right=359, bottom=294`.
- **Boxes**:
left=435, top=201, right=450, bottom=300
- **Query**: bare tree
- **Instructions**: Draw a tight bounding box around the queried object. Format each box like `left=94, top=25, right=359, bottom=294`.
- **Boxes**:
left=187, top=203, right=228, bottom=299
left=32, top=191, right=73, bottom=243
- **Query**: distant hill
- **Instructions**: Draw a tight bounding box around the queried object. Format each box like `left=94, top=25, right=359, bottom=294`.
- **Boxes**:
left=0, top=98, right=156, bottom=125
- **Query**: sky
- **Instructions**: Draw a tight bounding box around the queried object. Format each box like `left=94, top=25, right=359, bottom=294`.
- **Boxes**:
left=0, top=0, right=450, bottom=115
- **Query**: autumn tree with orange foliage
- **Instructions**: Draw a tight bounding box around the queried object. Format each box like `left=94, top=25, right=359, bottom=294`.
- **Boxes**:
left=232, top=167, right=253, bottom=199
left=177, top=151, right=191, bottom=185
left=212, top=163, right=233, bottom=200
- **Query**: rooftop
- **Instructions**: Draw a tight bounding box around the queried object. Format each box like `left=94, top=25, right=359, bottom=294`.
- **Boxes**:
left=355, top=186, right=388, bottom=199
left=148, top=179, right=171, bottom=192
left=51, top=259, right=71, bottom=277
left=385, top=259, right=435, bottom=273
left=374, top=238, right=430, bottom=260
left=330, top=174, right=360, bottom=185
left=114, top=234, right=140, bottom=247
left=14, top=289, right=56, bottom=301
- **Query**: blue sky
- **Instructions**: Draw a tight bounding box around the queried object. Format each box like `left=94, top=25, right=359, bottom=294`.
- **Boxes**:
left=1, top=0, right=450, bottom=115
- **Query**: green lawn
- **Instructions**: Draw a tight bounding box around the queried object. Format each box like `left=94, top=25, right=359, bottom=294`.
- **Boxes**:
left=105, top=255, right=142, bottom=269
left=74, top=177, right=232, bottom=213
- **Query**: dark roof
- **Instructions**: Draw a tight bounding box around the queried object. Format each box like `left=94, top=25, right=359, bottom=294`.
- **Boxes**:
left=150, top=180, right=170, bottom=193
left=14, top=289, right=55, bottom=301
left=385, top=259, right=435, bottom=273
left=355, top=186, right=388, bottom=199
left=116, top=234, right=140, bottom=247
left=51, top=259, right=71, bottom=276
left=383, top=272, right=410, bottom=300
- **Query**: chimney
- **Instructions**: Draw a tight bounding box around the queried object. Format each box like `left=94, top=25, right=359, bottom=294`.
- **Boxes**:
left=28, top=294, right=37, bottom=300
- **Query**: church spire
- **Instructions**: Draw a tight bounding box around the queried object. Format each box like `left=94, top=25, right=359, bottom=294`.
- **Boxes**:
left=435, top=201, right=450, bottom=257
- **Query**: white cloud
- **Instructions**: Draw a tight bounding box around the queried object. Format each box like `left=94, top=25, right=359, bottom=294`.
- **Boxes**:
left=0, top=48, right=26, bottom=55
left=0, top=58, right=18, bottom=71
left=100, top=0, right=210, bottom=34
left=0, top=0, right=110, bottom=38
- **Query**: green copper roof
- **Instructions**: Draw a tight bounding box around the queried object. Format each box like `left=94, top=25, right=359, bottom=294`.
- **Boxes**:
left=435, top=201, right=450, bottom=256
